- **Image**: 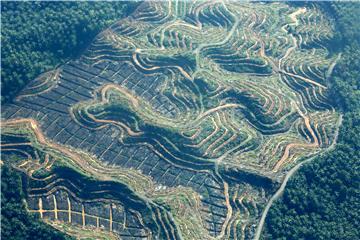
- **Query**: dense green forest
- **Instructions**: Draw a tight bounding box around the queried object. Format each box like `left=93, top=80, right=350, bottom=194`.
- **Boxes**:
left=1, top=165, right=74, bottom=240
left=264, top=2, right=360, bottom=239
left=1, top=1, right=138, bottom=103
left=1, top=2, right=137, bottom=239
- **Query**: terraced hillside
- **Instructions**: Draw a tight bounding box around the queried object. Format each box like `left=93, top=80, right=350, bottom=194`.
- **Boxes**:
left=1, top=1, right=342, bottom=239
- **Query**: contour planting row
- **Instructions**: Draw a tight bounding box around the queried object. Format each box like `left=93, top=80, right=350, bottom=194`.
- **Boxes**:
left=1, top=120, right=234, bottom=238
left=26, top=167, right=180, bottom=239
left=1, top=1, right=342, bottom=239
left=16, top=69, right=60, bottom=101
left=71, top=83, right=299, bottom=168
left=294, top=5, right=334, bottom=49
left=10, top=117, right=231, bottom=237
left=0, top=125, right=182, bottom=240
left=227, top=183, right=269, bottom=239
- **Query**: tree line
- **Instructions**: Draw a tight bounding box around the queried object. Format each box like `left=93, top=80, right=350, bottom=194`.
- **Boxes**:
left=1, top=1, right=139, bottom=103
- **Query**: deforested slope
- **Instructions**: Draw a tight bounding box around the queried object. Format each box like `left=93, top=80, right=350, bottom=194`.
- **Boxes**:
left=1, top=1, right=342, bottom=239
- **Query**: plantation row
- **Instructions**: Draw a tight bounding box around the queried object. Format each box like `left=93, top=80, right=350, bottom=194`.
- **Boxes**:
left=1, top=123, right=181, bottom=239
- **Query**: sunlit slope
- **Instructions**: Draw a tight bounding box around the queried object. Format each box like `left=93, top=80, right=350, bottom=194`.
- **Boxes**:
left=1, top=1, right=341, bottom=239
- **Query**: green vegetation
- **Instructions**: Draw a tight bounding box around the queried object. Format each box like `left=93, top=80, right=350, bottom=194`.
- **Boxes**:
left=1, top=2, right=138, bottom=238
left=1, top=1, right=357, bottom=239
left=1, top=1, right=138, bottom=103
left=263, top=3, right=360, bottom=239
left=1, top=165, right=74, bottom=240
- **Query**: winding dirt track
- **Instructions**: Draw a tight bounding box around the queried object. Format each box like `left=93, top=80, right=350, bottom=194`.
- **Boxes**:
left=1, top=118, right=90, bottom=168
left=273, top=114, right=319, bottom=172
left=254, top=114, right=342, bottom=240
left=101, top=83, right=140, bottom=107
left=1, top=118, right=158, bottom=194
left=2, top=118, right=115, bottom=181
